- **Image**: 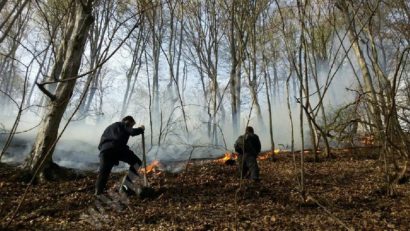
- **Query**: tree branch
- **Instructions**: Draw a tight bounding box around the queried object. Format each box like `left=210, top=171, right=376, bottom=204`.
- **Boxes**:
left=35, top=82, right=56, bottom=101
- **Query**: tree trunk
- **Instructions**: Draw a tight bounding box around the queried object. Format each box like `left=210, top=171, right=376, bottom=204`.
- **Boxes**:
left=80, top=0, right=113, bottom=117
left=147, top=2, right=164, bottom=143
left=263, top=63, right=275, bottom=154
left=228, top=1, right=245, bottom=137
left=248, top=2, right=263, bottom=126
left=337, top=0, right=383, bottom=132
left=26, top=0, right=94, bottom=181
left=121, top=41, right=140, bottom=117
left=0, top=0, right=30, bottom=44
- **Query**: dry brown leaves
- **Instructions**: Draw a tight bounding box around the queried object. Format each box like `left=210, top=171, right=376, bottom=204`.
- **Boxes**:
left=1, top=148, right=410, bottom=230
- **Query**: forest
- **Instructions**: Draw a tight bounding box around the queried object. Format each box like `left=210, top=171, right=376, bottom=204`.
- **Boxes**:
left=0, top=0, right=409, bottom=230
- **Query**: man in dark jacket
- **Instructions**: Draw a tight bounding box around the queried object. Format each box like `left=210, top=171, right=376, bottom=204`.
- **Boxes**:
left=95, top=116, right=145, bottom=195
left=234, top=126, right=261, bottom=181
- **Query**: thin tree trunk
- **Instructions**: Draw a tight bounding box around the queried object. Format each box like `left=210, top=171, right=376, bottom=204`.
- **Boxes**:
left=229, top=2, right=241, bottom=137
left=0, top=58, right=30, bottom=161
left=80, top=0, right=113, bottom=116
left=0, top=0, right=29, bottom=44
left=0, top=0, right=8, bottom=13
left=337, top=0, right=383, bottom=133
left=121, top=41, right=140, bottom=117
left=263, top=62, right=275, bottom=153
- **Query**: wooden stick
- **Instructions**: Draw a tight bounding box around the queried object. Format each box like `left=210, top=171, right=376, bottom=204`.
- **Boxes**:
left=142, top=132, right=148, bottom=187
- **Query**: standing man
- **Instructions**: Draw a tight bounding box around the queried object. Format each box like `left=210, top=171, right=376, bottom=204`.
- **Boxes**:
left=234, top=126, right=261, bottom=181
left=95, top=116, right=145, bottom=195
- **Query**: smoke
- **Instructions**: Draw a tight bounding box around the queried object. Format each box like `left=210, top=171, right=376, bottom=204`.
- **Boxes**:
left=0, top=107, right=226, bottom=172
left=1, top=64, right=357, bottom=172
left=1, top=40, right=359, bottom=172
left=0, top=112, right=39, bottom=164
left=250, top=60, right=357, bottom=151
left=0, top=112, right=102, bottom=170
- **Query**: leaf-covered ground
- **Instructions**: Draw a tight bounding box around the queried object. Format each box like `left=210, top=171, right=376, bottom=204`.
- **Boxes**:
left=1, top=148, right=410, bottom=230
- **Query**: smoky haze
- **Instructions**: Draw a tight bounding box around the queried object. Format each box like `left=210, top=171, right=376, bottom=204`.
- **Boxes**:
left=0, top=29, right=358, bottom=171
left=0, top=61, right=356, bottom=172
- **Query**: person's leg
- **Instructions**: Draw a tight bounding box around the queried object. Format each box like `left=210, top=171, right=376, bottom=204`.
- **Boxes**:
left=246, top=155, right=260, bottom=180
left=119, top=149, right=142, bottom=173
left=119, top=149, right=143, bottom=193
left=95, top=153, right=115, bottom=195
left=238, top=154, right=250, bottom=179
left=237, top=154, right=243, bottom=178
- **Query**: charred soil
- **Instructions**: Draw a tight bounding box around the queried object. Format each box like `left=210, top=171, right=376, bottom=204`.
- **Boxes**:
left=1, top=148, right=410, bottom=230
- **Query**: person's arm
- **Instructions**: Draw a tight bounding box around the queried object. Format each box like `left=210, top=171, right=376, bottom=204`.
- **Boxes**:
left=234, top=136, right=243, bottom=154
left=255, top=135, right=261, bottom=153
left=130, top=125, right=145, bottom=136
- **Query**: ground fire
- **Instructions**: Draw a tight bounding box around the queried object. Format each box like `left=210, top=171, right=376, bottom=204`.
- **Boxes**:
left=258, top=149, right=281, bottom=160
left=139, top=160, right=162, bottom=174
left=215, top=149, right=282, bottom=164
left=216, top=152, right=238, bottom=165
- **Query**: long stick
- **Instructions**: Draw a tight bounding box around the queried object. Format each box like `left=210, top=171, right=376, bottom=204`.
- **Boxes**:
left=142, top=132, right=148, bottom=187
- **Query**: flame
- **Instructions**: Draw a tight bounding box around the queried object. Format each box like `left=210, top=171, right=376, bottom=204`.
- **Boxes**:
left=258, top=149, right=281, bottom=160
left=139, top=160, right=161, bottom=174
left=216, top=152, right=237, bottom=163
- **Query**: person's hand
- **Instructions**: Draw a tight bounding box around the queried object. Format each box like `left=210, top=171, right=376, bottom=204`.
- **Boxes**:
left=140, top=125, right=145, bottom=131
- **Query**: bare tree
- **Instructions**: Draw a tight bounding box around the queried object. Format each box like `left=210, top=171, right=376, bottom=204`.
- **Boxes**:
left=259, top=2, right=281, bottom=154
left=243, top=0, right=269, bottom=125
left=0, top=1, right=30, bottom=109
left=160, top=0, right=189, bottom=134
left=183, top=0, right=224, bottom=144
left=0, top=0, right=30, bottom=44
left=25, top=0, right=94, bottom=180
left=79, top=0, right=116, bottom=118
left=335, top=0, right=410, bottom=195
left=138, top=0, right=165, bottom=144
left=120, top=28, right=147, bottom=117
left=223, top=0, right=249, bottom=136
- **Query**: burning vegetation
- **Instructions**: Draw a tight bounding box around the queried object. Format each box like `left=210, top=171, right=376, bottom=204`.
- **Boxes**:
left=139, top=160, right=162, bottom=175
left=215, top=149, right=282, bottom=165
left=216, top=152, right=238, bottom=165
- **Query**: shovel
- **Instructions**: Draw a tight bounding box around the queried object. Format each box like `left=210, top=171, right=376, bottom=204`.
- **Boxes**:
left=120, top=131, right=150, bottom=196
left=139, top=132, right=157, bottom=198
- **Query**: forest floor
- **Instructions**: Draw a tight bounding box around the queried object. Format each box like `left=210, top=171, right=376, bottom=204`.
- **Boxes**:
left=1, top=147, right=410, bottom=230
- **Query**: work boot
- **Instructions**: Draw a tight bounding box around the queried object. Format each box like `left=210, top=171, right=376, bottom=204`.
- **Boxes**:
left=120, top=175, right=143, bottom=197
left=120, top=184, right=137, bottom=196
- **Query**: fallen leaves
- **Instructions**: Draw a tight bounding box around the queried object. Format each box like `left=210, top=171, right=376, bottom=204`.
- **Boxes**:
left=1, top=149, right=410, bottom=230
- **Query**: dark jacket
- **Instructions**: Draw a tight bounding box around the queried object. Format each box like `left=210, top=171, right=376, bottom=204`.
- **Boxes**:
left=98, top=122, right=144, bottom=152
left=234, top=133, right=261, bottom=156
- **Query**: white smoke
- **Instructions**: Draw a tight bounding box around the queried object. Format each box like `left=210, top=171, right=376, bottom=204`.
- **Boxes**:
left=0, top=33, right=360, bottom=171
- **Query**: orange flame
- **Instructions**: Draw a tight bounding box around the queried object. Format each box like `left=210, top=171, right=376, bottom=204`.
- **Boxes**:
left=139, top=160, right=161, bottom=174
left=216, top=152, right=237, bottom=163
left=258, top=149, right=281, bottom=160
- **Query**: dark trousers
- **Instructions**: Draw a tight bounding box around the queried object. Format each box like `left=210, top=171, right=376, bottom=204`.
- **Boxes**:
left=95, top=148, right=142, bottom=195
left=237, top=154, right=259, bottom=180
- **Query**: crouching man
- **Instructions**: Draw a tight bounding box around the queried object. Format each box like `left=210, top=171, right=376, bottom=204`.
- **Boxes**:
left=234, top=126, right=261, bottom=182
left=95, top=116, right=145, bottom=195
